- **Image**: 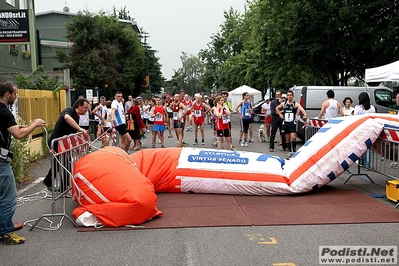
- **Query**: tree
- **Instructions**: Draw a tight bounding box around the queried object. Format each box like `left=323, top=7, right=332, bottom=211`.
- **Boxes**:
left=200, top=0, right=399, bottom=90
left=55, top=11, right=147, bottom=98
left=172, top=52, right=205, bottom=96
left=139, top=29, right=165, bottom=94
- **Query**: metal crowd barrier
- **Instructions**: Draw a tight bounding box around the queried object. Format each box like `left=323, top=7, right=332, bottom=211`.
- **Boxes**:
left=29, top=132, right=90, bottom=231
left=304, top=117, right=328, bottom=142
left=368, top=126, right=399, bottom=180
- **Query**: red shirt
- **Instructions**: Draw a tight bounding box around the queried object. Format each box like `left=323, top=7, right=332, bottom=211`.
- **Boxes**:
left=215, top=107, right=229, bottom=130
left=153, top=105, right=165, bottom=125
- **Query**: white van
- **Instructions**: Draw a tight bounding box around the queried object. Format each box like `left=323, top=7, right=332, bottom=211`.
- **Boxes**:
left=288, top=85, right=395, bottom=140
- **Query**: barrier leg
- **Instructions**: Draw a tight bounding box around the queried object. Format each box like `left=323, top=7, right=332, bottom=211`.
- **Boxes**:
left=28, top=212, right=78, bottom=231
left=344, top=161, right=375, bottom=184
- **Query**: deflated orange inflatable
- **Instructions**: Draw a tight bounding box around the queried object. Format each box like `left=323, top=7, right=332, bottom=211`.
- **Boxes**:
left=71, top=147, right=162, bottom=227
left=71, top=114, right=399, bottom=227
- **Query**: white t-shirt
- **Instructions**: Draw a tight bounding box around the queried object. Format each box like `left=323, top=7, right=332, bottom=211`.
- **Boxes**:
left=324, top=99, right=340, bottom=120
left=105, top=108, right=112, bottom=128
left=143, top=104, right=151, bottom=119
left=79, top=110, right=90, bottom=127
left=261, top=102, right=271, bottom=116
left=343, top=106, right=355, bottom=116
left=354, top=104, right=376, bottom=115
left=111, top=100, right=126, bottom=126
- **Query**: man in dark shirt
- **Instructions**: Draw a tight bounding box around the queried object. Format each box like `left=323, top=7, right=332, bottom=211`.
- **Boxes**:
left=43, top=98, right=89, bottom=189
left=0, top=81, right=46, bottom=245
left=269, top=91, right=286, bottom=152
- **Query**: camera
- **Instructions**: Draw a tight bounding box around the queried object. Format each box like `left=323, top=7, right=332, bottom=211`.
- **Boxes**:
left=0, top=148, right=14, bottom=162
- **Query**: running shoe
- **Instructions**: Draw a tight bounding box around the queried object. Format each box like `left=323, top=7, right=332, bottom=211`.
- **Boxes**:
left=152, top=144, right=156, bottom=148
left=240, top=140, right=245, bottom=147
left=0, top=233, right=25, bottom=245
left=248, top=139, right=254, bottom=143
left=193, top=140, right=198, bottom=145
left=161, top=145, right=166, bottom=148
left=202, top=140, right=205, bottom=145
left=244, top=141, right=248, bottom=147
left=285, top=152, right=294, bottom=159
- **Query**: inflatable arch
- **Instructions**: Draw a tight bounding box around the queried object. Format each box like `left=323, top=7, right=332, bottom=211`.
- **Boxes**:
left=72, top=114, right=399, bottom=227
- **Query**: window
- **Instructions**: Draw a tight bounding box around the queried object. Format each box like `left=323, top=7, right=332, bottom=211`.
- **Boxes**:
left=375, top=89, right=394, bottom=108
left=19, top=0, right=27, bottom=9
left=22, top=44, right=31, bottom=59
left=9, top=45, right=18, bottom=56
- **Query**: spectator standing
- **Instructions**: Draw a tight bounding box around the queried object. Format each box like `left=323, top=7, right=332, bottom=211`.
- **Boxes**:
left=269, top=91, right=286, bottom=152
left=124, top=95, right=133, bottom=111
left=110, top=91, right=132, bottom=152
left=183, top=94, right=193, bottom=132
left=354, top=92, right=376, bottom=170
left=235, top=92, right=253, bottom=147
left=318, top=90, right=344, bottom=120
left=261, top=98, right=272, bottom=142
left=43, top=98, right=90, bottom=190
left=342, top=97, right=355, bottom=116
left=221, top=91, right=235, bottom=150
left=92, top=96, right=106, bottom=146
left=276, top=91, right=307, bottom=159
left=171, top=94, right=189, bottom=147
left=354, top=92, right=376, bottom=115
left=213, top=96, right=232, bottom=150
left=151, top=96, right=168, bottom=148
left=0, top=81, right=46, bottom=245
left=163, top=92, right=174, bottom=138
left=191, top=94, right=212, bottom=145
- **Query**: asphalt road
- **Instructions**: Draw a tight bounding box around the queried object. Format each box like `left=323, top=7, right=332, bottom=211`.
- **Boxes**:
left=2, top=114, right=398, bottom=266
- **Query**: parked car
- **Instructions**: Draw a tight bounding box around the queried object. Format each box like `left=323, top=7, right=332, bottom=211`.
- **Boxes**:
left=251, top=99, right=265, bottom=123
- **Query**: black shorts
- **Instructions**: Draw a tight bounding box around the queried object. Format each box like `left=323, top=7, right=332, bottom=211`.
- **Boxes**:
left=283, top=122, right=296, bottom=134
left=115, top=124, right=128, bottom=136
left=168, top=112, right=173, bottom=119
left=173, top=121, right=185, bottom=129
left=239, top=118, right=251, bottom=133
left=217, top=128, right=230, bottom=137
left=128, top=129, right=141, bottom=140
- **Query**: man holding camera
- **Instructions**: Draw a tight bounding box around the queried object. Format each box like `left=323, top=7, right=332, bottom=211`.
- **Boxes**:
left=0, top=81, right=46, bottom=245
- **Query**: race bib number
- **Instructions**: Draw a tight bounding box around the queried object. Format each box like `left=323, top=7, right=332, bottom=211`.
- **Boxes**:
left=222, top=115, right=230, bottom=124
left=194, top=110, right=201, bottom=117
left=173, top=112, right=178, bottom=120
left=155, top=114, right=163, bottom=122
left=167, top=107, right=172, bottom=113
left=244, top=108, right=251, bottom=117
left=284, top=112, right=294, bottom=122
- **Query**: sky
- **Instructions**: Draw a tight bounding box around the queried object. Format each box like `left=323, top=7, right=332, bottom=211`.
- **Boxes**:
left=34, top=0, right=247, bottom=80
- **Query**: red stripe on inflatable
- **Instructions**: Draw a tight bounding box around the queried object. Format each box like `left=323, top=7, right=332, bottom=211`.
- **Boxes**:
left=177, top=168, right=288, bottom=183
left=288, top=116, right=370, bottom=185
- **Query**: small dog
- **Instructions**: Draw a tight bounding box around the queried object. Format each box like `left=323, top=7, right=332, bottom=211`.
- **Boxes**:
left=258, top=125, right=266, bottom=142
